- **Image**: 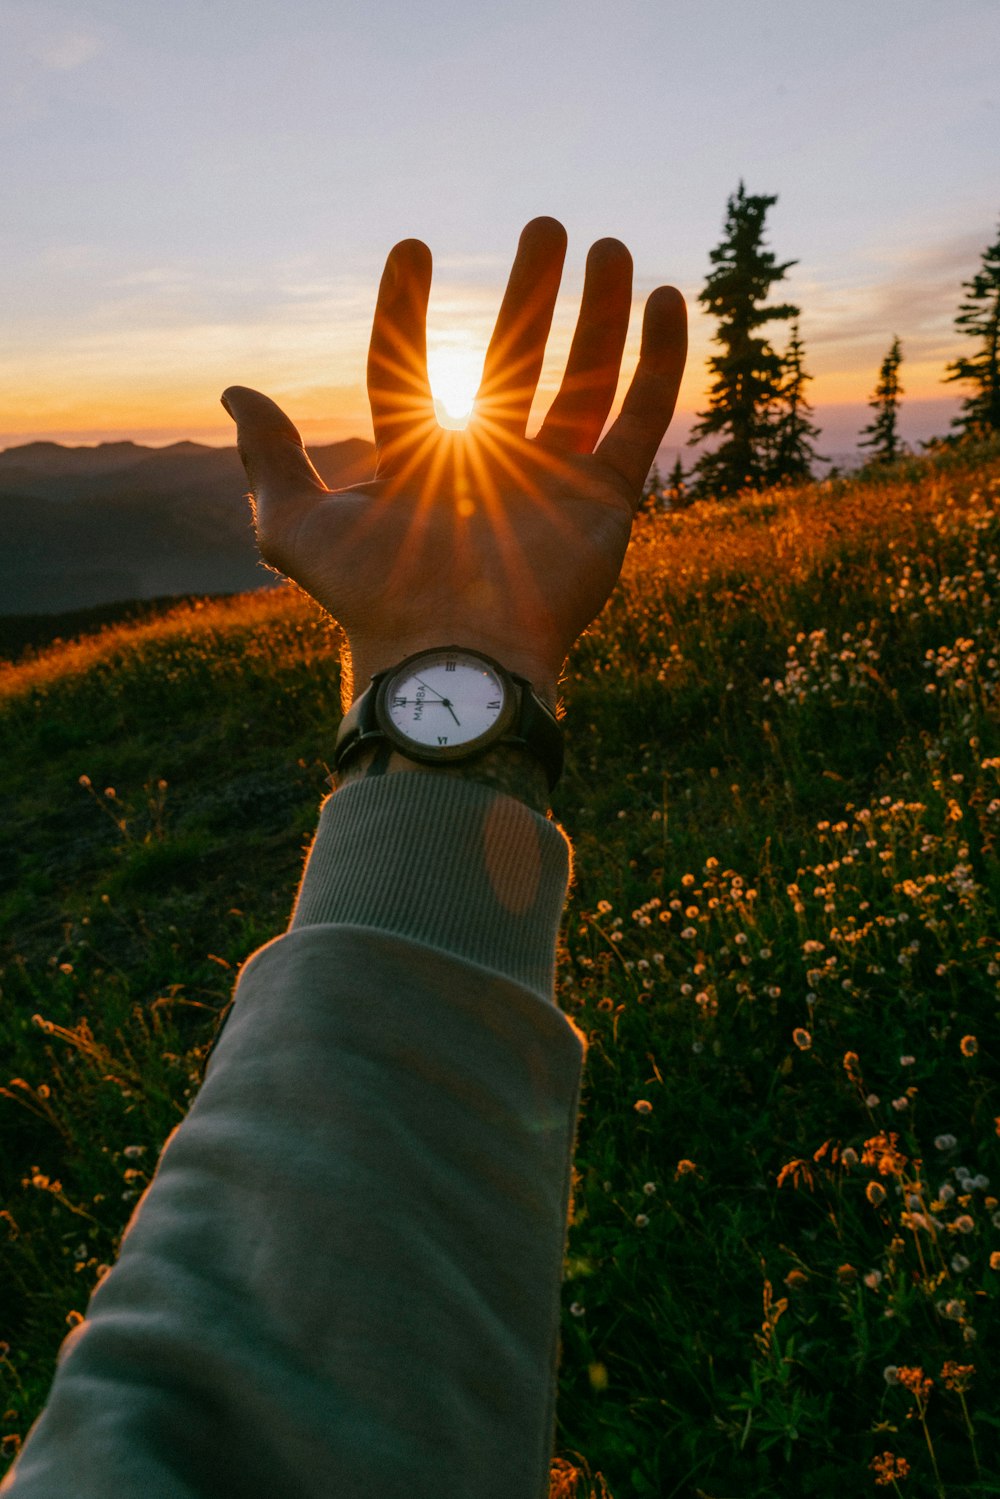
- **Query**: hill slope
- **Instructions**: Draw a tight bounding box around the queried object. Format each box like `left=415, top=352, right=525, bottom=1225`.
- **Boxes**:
left=0, top=437, right=375, bottom=614
left=2, top=444, right=999, bottom=1497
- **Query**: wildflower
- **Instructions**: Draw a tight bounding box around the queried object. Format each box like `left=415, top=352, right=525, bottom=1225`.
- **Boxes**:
left=960, top=1035, right=978, bottom=1057
left=78, top=774, right=91, bottom=787
left=950, top=1254, right=970, bottom=1274
left=58, top=962, right=73, bottom=976
left=865, top=1093, right=881, bottom=1108
left=870, top=1452, right=910, bottom=1487
left=596, top=900, right=612, bottom=915
left=784, top=1268, right=808, bottom=1290
left=634, top=1213, right=649, bottom=1228
left=776, top=1155, right=816, bottom=1192
left=65, top=1310, right=83, bottom=1329
left=891, top=1096, right=909, bottom=1111
left=674, top=1159, right=697, bottom=1178
left=123, top=1145, right=145, bottom=1160
left=103, top=787, right=115, bottom=799
left=569, top=1302, right=585, bottom=1318
left=680, top=927, right=696, bottom=940
left=989, top=1251, right=1000, bottom=1270
left=934, top=1134, right=957, bottom=1151
left=642, top=1182, right=657, bottom=1196
left=941, top=1361, right=974, bottom=1392
left=954, top=1214, right=975, bottom=1234
left=734, top=932, right=747, bottom=945
left=841, top=1147, right=859, bottom=1168
left=792, top=1028, right=812, bottom=1050
left=836, top=1263, right=857, bottom=1284
left=866, top=1181, right=887, bottom=1207
left=633, top=1099, right=653, bottom=1115
left=896, top=1366, right=933, bottom=1401
left=899, top=1055, right=915, bottom=1067
left=863, top=1270, right=883, bottom=1290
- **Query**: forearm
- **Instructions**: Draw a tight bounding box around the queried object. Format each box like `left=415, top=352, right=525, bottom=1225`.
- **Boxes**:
left=333, top=737, right=553, bottom=818
left=4, top=774, right=584, bottom=1499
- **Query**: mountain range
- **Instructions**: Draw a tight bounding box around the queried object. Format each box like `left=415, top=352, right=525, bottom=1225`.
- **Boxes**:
left=0, top=438, right=376, bottom=616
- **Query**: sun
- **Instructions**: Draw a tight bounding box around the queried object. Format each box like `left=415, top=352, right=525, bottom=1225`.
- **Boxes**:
left=426, top=340, right=484, bottom=430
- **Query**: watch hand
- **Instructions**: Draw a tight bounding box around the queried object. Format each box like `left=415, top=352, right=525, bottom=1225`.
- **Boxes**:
left=411, top=676, right=462, bottom=724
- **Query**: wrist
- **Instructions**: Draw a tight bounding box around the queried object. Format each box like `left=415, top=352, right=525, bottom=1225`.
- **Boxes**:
left=333, top=742, right=552, bottom=816
left=334, top=645, right=563, bottom=804
left=347, top=639, right=558, bottom=711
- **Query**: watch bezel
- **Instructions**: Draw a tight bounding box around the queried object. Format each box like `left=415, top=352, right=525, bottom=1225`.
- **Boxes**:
left=372, top=646, right=520, bottom=764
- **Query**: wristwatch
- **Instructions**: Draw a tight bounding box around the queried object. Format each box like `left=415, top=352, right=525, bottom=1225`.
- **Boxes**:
left=334, top=646, right=564, bottom=790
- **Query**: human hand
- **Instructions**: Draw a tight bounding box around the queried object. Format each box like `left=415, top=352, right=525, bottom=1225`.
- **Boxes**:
left=222, top=217, right=686, bottom=707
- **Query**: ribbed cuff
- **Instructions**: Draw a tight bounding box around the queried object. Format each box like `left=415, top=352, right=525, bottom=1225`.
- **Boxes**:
left=290, top=775, right=571, bottom=1003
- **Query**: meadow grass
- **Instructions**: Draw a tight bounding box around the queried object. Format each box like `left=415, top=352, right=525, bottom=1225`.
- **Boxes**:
left=2, top=441, right=999, bottom=1496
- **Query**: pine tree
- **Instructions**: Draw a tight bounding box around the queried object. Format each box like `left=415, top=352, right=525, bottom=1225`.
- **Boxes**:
left=689, top=182, right=799, bottom=497
left=667, top=454, right=688, bottom=507
left=944, top=217, right=1000, bottom=438
left=859, top=337, right=904, bottom=465
left=766, top=319, right=823, bottom=483
left=638, top=461, right=664, bottom=515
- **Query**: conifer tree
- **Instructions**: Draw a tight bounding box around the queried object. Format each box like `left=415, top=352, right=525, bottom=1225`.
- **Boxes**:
left=638, top=461, right=663, bottom=515
left=944, top=217, right=1000, bottom=438
left=859, top=337, right=904, bottom=465
left=667, top=454, right=688, bottom=507
left=767, top=319, right=823, bottom=482
left=689, top=182, right=799, bottom=497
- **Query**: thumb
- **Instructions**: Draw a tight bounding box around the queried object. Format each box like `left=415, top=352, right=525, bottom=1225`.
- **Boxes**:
left=221, top=385, right=328, bottom=500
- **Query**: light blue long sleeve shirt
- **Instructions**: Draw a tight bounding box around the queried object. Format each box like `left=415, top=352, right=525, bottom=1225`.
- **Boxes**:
left=3, top=775, right=584, bottom=1499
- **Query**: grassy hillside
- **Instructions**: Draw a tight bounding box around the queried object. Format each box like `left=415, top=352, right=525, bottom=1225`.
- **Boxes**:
left=2, top=444, right=999, bottom=1496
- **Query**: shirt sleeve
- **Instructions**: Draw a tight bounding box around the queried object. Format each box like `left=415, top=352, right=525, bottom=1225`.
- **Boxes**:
left=2, top=774, right=586, bottom=1499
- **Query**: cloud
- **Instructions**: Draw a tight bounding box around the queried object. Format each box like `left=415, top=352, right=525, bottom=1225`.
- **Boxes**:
left=34, top=31, right=102, bottom=71
left=804, top=229, right=988, bottom=362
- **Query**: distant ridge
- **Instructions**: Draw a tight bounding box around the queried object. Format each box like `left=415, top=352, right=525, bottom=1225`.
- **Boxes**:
left=0, top=438, right=376, bottom=615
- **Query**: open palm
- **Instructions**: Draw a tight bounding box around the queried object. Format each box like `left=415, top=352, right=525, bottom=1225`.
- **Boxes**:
left=223, top=218, right=687, bottom=704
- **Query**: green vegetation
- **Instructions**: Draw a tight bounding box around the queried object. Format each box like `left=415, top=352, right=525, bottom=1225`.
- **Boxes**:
left=3, top=444, right=1000, bottom=1496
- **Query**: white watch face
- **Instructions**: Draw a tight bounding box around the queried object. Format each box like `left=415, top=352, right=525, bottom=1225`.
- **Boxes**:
left=380, top=649, right=512, bottom=755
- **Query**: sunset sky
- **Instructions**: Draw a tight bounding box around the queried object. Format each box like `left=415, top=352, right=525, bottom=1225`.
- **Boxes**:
left=3, top=0, right=999, bottom=463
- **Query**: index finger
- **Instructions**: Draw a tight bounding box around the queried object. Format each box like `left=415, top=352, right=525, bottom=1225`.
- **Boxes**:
left=366, top=238, right=435, bottom=462
left=594, top=286, right=687, bottom=497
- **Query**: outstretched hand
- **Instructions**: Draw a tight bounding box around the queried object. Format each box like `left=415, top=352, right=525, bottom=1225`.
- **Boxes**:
left=222, top=217, right=686, bottom=706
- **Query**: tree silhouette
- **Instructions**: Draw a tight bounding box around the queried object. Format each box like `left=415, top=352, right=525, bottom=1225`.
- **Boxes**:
left=667, top=455, right=688, bottom=507
left=638, top=461, right=664, bottom=515
left=766, top=319, right=824, bottom=482
left=859, top=337, right=905, bottom=465
left=689, top=182, right=799, bottom=497
left=944, top=217, right=1000, bottom=438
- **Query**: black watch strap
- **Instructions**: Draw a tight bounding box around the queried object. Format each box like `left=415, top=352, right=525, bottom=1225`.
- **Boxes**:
left=334, top=659, right=564, bottom=790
